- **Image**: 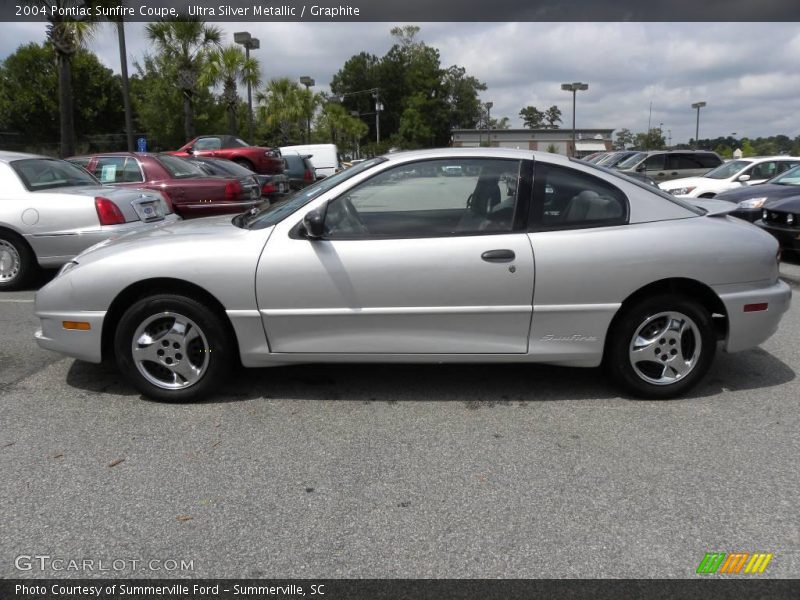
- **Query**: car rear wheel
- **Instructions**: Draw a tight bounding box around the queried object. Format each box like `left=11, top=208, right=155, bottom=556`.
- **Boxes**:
left=605, top=295, right=716, bottom=399
left=233, top=158, right=254, bottom=171
left=114, top=294, right=233, bottom=402
left=0, top=233, right=35, bottom=291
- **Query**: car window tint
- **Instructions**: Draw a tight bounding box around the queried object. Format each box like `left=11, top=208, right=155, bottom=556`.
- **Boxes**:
left=324, top=158, right=521, bottom=238
left=777, top=161, right=800, bottom=174
left=194, top=137, right=222, bottom=151
left=536, top=163, right=627, bottom=228
left=748, top=161, right=778, bottom=180
left=11, top=158, right=99, bottom=191
left=122, top=158, right=144, bottom=183
left=667, top=154, right=703, bottom=170
left=697, top=153, right=723, bottom=168
left=643, top=154, right=665, bottom=170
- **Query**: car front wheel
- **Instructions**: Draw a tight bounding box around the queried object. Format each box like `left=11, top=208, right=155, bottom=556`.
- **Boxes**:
left=114, top=294, right=233, bottom=402
left=605, top=295, right=716, bottom=399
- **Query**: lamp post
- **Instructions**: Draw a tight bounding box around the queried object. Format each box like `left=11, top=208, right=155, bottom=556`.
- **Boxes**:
left=115, top=19, right=134, bottom=152
left=561, top=82, right=589, bottom=157
left=485, top=101, right=493, bottom=147
left=299, top=76, right=315, bottom=143
left=691, top=101, right=706, bottom=149
left=234, top=31, right=260, bottom=144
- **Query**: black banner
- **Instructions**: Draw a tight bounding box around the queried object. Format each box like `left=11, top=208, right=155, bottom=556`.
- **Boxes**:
left=2, top=0, right=800, bottom=22
left=2, top=579, right=800, bottom=600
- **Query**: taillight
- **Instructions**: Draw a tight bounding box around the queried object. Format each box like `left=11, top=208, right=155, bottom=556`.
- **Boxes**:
left=303, top=169, right=313, bottom=182
left=94, top=197, right=125, bottom=225
left=224, top=180, right=242, bottom=202
left=261, top=182, right=276, bottom=194
left=158, top=189, right=174, bottom=214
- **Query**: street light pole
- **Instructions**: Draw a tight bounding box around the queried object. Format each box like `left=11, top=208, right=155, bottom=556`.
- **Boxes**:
left=115, top=19, right=134, bottom=152
left=561, top=82, right=589, bottom=157
left=691, top=101, right=706, bottom=149
left=234, top=32, right=260, bottom=144
left=485, top=101, right=493, bottom=147
left=299, top=76, right=315, bottom=143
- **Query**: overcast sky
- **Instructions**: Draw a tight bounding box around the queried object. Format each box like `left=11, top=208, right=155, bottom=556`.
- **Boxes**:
left=3, top=22, right=799, bottom=145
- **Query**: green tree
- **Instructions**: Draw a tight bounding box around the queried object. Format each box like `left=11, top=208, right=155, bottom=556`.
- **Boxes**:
left=635, top=128, right=666, bottom=150
left=488, top=116, right=511, bottom=130
left=0, top=42, right=124, bottom=146
left=315, top=102, right=368, bottom=155
left=614, top=128, right=636, bottom=150
left=543, top=105, right=562, bottom=129
left=256, top=77, right=305, bottom=145
left=519, top=106, right=545, bottom=128
left=145, top=17, right=222, bottom=142
left=442, top=65, right=486, bottom=130
left=201, top=44, right=260, bottom=136
left=740, top=139, right=756, bottom=157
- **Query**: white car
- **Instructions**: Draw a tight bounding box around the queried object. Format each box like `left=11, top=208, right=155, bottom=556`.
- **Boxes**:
left=659, top=156, right=800, bottom=198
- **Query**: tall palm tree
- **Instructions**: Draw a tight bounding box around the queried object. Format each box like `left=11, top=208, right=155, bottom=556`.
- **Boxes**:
left=256, top=77, right=305, bottom=145
left=201, top=44, right=260, bottom=136
left=145, top=18, right=221, bottom=142
left=32, top=1, right=97, bottom=157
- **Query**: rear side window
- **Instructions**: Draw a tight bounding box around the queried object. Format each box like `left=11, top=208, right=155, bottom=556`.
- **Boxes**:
left=94, top=156, right=127, bottom=183
left=194, top=137, right=222, bottom=151
left=533, top=163, right=628, bottom=230
left=643, top=154, right=665, bottom=170
left=697, top=153, right=723, bottom=168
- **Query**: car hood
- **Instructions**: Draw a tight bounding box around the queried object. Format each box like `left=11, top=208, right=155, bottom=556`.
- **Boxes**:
left=716, top=183, right=800, bottom=203
left=74, top=214, right=256, bottom=264
left=761, top=194, right=800, bottom=212
left=658, top=177, right=709, bottom=190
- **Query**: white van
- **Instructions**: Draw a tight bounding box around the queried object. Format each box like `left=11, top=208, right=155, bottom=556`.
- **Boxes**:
left=280, top=144, right=340, bottom=179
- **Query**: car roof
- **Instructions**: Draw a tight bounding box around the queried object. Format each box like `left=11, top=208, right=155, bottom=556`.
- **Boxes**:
left=381, top=147, right=573, bottom=166
left=0, top=150, right=50, bottom=163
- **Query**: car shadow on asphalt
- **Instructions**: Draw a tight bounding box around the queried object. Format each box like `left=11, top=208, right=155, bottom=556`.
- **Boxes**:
left=64, top=345, right=795, bottom=405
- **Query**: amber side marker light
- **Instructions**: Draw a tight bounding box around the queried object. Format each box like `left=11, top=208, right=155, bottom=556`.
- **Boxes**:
left=743, top=303, right=768, bottom=313
left=63, top=321, right=91, bottom=331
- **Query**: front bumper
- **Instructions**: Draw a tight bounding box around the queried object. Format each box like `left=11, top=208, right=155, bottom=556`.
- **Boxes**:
left=756, top=221, right=800, bottom=251
left=35, top=310, right=106, bottom=363
left=717, top=279, right=792, bottom=353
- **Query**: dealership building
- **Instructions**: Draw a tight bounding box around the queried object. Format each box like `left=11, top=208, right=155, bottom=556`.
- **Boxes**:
left=451, top=128, right=615, bottom=157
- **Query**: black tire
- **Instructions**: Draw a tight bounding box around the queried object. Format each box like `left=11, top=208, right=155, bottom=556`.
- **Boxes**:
left=114, top=294, right=234, bottom=402
left=233, top=158, right=254, bottom=171
left=604, top=294, right=716, bottom=399
left=0, top=232, right=36, bottom=291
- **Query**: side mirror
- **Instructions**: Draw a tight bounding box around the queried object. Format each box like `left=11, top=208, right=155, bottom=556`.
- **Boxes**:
left=302, top=207, right=325, bottom=239
left=636, top=165, right=646, bottom=172
left=186, top=146, right=194, bottom=155
left=738, top=174, right=751, bottom=183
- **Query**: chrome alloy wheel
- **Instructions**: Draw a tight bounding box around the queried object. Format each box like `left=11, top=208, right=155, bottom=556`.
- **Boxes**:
left=0, top=239, right=21, bottom=282
left=628, top=311, right=702, bottom=386
left=131, top=312, right=210, bottom=390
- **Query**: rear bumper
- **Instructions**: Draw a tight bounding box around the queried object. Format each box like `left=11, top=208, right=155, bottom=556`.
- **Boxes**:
left=35, top=311, right=106, bottom=363
left=717, top=280, right=792, bottom=352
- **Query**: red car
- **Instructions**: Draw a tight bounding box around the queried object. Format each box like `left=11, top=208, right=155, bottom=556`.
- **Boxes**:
left=169, top=135, right=285, bottom=175
left=69, top=153, right=263, bottom=218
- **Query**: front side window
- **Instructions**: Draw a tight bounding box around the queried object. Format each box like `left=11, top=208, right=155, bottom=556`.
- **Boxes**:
left=11, top=158, right=99, bottom=191
left=747, top=161, right=778, bottom=180
left=704, top=160, right=752, bottom=180
left=323, top=158, right=522, bottom=239
left=643, top=154, right=666, bottom=171
left=194, top=137, right=222, bottom=151
left=534, top=163, right=627, bottom=229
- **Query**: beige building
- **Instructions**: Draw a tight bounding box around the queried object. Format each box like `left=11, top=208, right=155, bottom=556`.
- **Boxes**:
left=451, top=128, right=614, bottom=157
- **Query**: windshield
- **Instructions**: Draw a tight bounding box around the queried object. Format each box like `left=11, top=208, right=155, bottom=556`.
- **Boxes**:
left=11, top=158, right=100, bottom=191
left=571, top=158, right=705, bottom=215
left=703, top=160, right=752, bottom=180
left=770, top=165, right=800, bottom=186
left=236, top=157, right=387, bottom=230
left=616, top=152, right=647, bottom=169
left=155, top=155, right=207, bottom=179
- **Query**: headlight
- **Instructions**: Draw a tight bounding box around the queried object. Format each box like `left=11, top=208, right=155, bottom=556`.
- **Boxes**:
left=737, top=197, right=768, bottom=209
left=762, top=209, right=769, bottom=220
left=57, top=261, right=78, bottom=278
left=667, top=186, right=696, bottom=196
left=788, top=214, right=795, bottom=226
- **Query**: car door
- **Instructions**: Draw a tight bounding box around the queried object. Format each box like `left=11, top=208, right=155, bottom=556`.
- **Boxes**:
left=256, top=157, right=535, bottom=354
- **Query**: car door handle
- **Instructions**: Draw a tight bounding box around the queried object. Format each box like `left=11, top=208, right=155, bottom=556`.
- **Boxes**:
left=671, top=172, right=678, bottom=176
left=481, top=249, right=515, bottom=262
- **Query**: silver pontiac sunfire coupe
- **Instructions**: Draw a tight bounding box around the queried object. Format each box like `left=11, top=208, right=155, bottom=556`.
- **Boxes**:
left=35, top=149, right=791, bottom=402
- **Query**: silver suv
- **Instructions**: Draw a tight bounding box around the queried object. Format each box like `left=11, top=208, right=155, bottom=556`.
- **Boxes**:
left=615, top=150, right=723, bottom=182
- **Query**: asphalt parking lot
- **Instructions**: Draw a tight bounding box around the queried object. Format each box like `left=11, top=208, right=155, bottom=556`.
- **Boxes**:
left=1, top=262, right=799, bottom=579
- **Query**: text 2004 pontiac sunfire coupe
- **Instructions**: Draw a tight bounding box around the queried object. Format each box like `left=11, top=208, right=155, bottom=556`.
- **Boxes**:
left=35, top=149, right=791, bottom=402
